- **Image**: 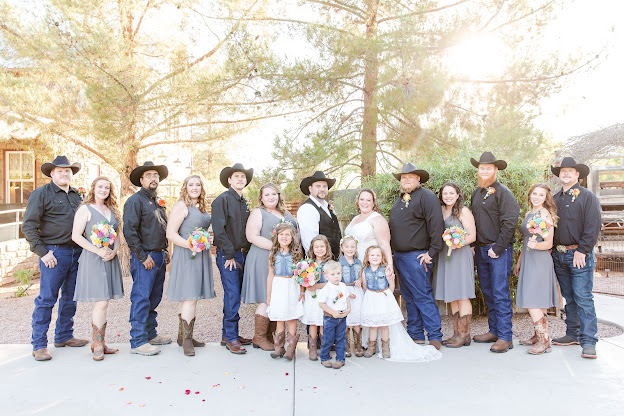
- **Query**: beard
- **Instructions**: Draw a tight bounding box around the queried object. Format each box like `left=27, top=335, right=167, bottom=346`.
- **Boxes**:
left=400, top=182, right=421, bottom=194
left=478, top=173, right=497, bottom=188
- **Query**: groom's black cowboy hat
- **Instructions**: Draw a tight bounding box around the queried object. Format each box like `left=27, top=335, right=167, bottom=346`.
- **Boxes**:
left=300, top=171, right=336, bottom=195
left=551, top=157, right=590, bottom=180
left=130, top=161, right=169, bottom=187
left=41, top=155, right=81, bottom=177
left=393, top=163, right=430, bottom=183
left=470, top=151, right=507, bottom=170
left=219, top=163, right=254, bottom=188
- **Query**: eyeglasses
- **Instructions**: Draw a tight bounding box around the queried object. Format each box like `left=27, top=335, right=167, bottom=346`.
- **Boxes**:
left=143, top=173, right=160, bottom=179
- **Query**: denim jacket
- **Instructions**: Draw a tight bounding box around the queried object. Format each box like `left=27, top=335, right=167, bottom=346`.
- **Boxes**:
left=339, top=256, right=361, bottom=285
left=317, top=261, right=327, bottom=284
left=273, top=251, right=294, bottom=276
left=363, top=265, right=388, bottom=291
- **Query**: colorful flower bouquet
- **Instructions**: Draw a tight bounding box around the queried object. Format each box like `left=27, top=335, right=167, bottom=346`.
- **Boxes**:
left=442, top=225, right=468, bottom=260
left=89, top=221, right=117, bottom=248
left=526, top=211, right=553, bottom=251
left=292, top=259, right=322, bottom=298
left=187, top=227, right=211, bottom=259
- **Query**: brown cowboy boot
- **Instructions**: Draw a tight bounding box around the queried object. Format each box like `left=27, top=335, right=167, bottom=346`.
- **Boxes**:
left=177, top=314, right=205, bottom=347
left=91, top=323, right=105, bottom=361
left=473, top=332, right=498, bottom=343
left=363, top=340, right=377, bottom=358
left=284, top=333, right=299, bottom=361
left=308, top=336, right=319, bottom=361
left=442, top=312, right=459, bottom=346
left=92, top=322, right=118, bottom=355
left=267, top=320, right=277, bottom=344
left=345, top=327, right=352, bottom=358
left=381, top=339, right=390, bottom=358
left=270, top=332, right=286, bottom=359
left=252, top=315, right=275, bottom=351
left=353, top=329, right=364, bottom=357
left=528, top=316, right=552, bottom=355
left=181, top=317, right=195, bottom=356
left=520, top=326, right=538, bottom=346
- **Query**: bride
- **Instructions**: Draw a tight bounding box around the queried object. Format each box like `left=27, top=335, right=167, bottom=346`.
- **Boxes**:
left=344, top=188, right=441, bottom=362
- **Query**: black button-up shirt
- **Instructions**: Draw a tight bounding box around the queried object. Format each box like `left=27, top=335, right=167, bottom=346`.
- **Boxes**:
left=21, top=181, right=82, bottom=257
left=389, top=187, right=444, bottom=258
left=123, top=187, right=168, bottom=262
left=211, top=187, right=250, bottom=259
left=470, top=181, right=520, bottom=256
left=553, top=183, right=602, bottom=255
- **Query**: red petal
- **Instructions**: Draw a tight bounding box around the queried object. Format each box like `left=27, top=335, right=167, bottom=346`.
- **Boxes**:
left=145, top=377, right=151, bottom=380
left=185, top=390, right=191, bottom=395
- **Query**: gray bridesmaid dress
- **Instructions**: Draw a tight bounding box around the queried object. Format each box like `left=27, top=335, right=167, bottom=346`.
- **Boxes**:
left=516, top=211, right=558, bottom=308
left=167, top=206, right=215, bottom=301
left=242, top=208, right=297, bottom=304
left=433, top=215, right=475, bottom=302
left=74, top=205, right=124, bottom=302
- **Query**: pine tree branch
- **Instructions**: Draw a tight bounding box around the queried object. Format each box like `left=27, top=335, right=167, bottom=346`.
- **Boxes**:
left=132, top=0, right=152, bottom=39
left=308, top=0, right=367, bottom=20
left=377, top=0, right=471, bottom=24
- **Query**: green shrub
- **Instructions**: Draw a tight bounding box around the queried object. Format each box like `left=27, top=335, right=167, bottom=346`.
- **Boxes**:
left=14, top=268, right=34, bottom=297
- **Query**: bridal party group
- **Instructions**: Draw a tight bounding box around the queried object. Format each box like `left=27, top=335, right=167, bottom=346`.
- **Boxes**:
left=21, top=151, right=602, bottom=366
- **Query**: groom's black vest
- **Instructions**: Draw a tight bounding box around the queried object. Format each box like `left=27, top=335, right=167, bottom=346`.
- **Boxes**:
left=302, top=198, right=342, bottom=260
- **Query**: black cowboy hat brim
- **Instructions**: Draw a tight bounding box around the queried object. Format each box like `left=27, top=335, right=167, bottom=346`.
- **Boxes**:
left=130, top=165, right=169, bottom=187
left=220, top=167, right=254, bottom=188
left=41, top=162, right=81, bottom=177
left=470, top=158, right=507, bottom=170
left=300, top=177, right=336, bottom=195
left=551, top=164, right=589, bottom=180
left=393, top=170, right=430, bottom=183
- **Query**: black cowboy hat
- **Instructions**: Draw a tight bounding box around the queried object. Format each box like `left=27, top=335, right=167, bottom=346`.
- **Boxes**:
left=41, top=155, right=81, bottom=177
left=219, top=163, right=253, bottom=188
left=300, top=171, right=336, bottom=195
left=551, top=157, right=590, bottom=180
left=130, top=161, right=169, bottom=187
left=470, top=151, right=507, bottom=170
left=392, top=163, right=430, bottom=183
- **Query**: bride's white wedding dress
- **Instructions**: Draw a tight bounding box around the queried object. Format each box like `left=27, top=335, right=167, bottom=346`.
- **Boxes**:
left=344, top=212, right=442, bottom=363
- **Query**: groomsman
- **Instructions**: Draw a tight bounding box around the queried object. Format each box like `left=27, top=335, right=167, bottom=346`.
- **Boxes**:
left=470, top=152, right=519, bottom=353
left=22, top=156, right=88, bottom=361
left=550, top=157, right=602, bottom=359
left=124, top=161, right=171, bottom=356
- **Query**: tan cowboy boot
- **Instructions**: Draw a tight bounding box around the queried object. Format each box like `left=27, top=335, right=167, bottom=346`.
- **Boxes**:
left=91, top=323, right=105, bottom=361
left=284, top=333, right=299, bottom=361
left=381, top=339, right=390, bottom=358
left=252, top=315, right=275, bottom=351
left=177, top=314, right=205, bottom=347
left=270, top=332, right=286, bottom=359
left=363, top=340, right=377, bottom=358
left=442, top=312, right=459, bottom=346
left=528, top=316, right=552, bottom=355
left=353, top=329, right=364, bottom=357
left=308, top=336, right=319, bottom=361
left=267, top=320, right=277, bottom=344
left=446, top=314, right=472, bottom=348
left=345, top=327, right=352, bottom=358
left=181, top=317, right=195, bottom=356
left=520, top=326, right=538, bottom=346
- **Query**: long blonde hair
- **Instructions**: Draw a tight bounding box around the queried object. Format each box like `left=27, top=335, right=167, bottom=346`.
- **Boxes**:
left=268, top=223, right=303, bottom=266
left=257, top=182, right=286, bottom=214
left=527, top=183, right=559, bottom=226
left=179, top=175, right=209, bottom=213
left=83, top=176, right=121, bottom=224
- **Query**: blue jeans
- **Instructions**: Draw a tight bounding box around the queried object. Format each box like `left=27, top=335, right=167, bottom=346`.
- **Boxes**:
left=475, top=244, right=514, bottom=341
left=216, top=249, right=246, bottom=342
left=31, top=245, right=82, bottom=350
left=321, top=315, right=346, bottom=362
left=129, top=251, right=167, bottom=348
left=394, top=250, right=442, bottom=341
left=552, top=249, right=598, bottom=346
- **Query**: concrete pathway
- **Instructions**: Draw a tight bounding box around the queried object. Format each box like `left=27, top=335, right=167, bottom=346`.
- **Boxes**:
left=2, top=294, right=623, bottom=415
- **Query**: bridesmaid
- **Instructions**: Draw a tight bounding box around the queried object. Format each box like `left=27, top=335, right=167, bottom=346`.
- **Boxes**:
left=433, top=182, right=476, bottom=348
left=242, top=183, right=297, bottom=351
left=166, top=175, right=215, bottom=356
left=514, top=183, right=559, bottom=355
left=72, top=176, right=124, bottom=361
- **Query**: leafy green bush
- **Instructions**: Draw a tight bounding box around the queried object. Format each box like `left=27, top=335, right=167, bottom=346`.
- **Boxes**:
left=14, top=268, right=34, bottom=297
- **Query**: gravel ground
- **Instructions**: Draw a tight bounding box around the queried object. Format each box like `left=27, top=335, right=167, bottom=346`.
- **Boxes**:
left=593, top=270, right=624, bottom=297
left=1, top=266, right=621, bottom=344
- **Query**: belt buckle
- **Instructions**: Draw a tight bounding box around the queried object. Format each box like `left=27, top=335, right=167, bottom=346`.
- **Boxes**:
left=556, top=245, right=567, bottom=253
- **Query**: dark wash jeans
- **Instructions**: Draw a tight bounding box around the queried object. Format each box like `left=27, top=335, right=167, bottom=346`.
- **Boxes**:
left=475, top=244, right=514, bottom=341
left=321, top=314, right=347, bottom=362
left=129, top=251, right=167, bottom=348
left=215, top=249, right=246, bottom=342
left=31, top=245, right=82, bottom=350
left=552, top=249, right=598, bottom=346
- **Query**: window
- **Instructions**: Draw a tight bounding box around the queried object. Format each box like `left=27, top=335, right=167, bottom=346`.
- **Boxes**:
left=5, top=151, right=35, bottom=204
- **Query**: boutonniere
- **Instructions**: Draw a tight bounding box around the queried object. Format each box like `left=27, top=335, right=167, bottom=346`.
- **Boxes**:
left=77, top=187, right=87, bottom=200
left=328, top=202, right=335, bottom=212
left=569, top=188, right=581, bottom=203
left=156, top=197, right=166, bottom=207
left=244, top=199, right=251, bottom=212
left=402, top=193, right=411, bottom=208
left=484, top=187, right=496, bottom=200
left=332, top=291, right=344, bottom=304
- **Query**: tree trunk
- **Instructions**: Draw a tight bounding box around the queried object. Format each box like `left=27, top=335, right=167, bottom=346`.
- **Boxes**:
left=360, top=0, right=380, bottom=179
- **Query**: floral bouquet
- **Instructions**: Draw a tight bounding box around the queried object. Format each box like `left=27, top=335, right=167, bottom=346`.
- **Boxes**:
left=526, top=211, right=553, bottom=251
left=292, top=258, right=322, bottom=298
left=442, top=225, right=468, bottom=260
left=187, top=227, right=211, bottom=259
left=89, top=221, right=117, bottom=248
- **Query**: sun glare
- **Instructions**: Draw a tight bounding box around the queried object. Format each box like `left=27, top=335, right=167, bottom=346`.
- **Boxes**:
left=447, top=34, right=508, bottom=79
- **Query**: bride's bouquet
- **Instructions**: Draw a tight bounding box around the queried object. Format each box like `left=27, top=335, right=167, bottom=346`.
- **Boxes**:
left=292, top=259, right=322, bottom=298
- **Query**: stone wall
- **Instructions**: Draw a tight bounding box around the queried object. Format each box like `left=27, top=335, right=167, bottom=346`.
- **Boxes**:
left=0, top=239, right=39, bottom=286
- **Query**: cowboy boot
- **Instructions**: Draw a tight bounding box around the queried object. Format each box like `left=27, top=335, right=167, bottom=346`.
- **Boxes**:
left=528, top=316, right=552, bottom=355
left=270, top=332, right=286, bottom=359
left=345, top=327, right=352, bottom=358
left=308, top=336, right=319, bottom=361
left=353, top=329, right=364, bottom=357
left=447, top=314, right=472, bottom=348
left=442, top=312, right=459, bottom=346
left=381, top=339, right=390, bottom=358
left=99, top=322, right=118, bottom=354
left=363, top=340, right=377, bottom=358
left=181, top=318, right=195, bottom=356
left=461, top=314, right=472, bottom=346
left=284, top=333, right=299, bottom=361
left=91, top=323, right=105, bottom=361
left=520, top=325, right=538, bottom=346
left=177, top=314, right=205, bottom=347
left=252, top=315, right=275, bottom=351
left=268, top=320, right=277, bottom=343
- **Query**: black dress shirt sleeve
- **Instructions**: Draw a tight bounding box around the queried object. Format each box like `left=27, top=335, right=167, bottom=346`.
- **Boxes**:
left=493, top=187, right=520, bottom=256
left=211, top=194, right=235, bottom=259
left=423, top=191, right=445, bottom=258
left=578, top=191, right=602, bottom=255
left=123, top=195, right=148, bottom=262
left=21, top=187, right=48, bottom=257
